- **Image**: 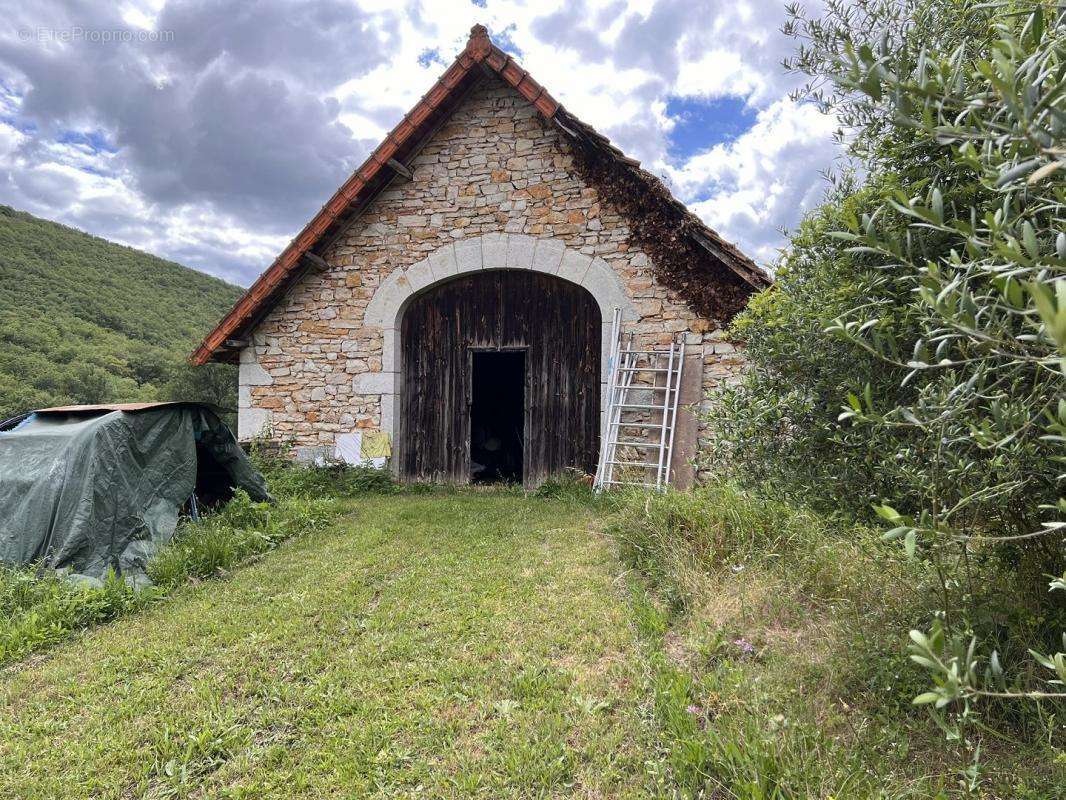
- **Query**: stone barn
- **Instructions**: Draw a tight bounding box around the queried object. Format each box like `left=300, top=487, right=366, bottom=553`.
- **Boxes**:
left=192, top=25, right=770, bottom=487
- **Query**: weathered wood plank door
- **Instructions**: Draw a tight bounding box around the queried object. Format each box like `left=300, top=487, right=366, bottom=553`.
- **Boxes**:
left=399, top=270, right=600, bottom=485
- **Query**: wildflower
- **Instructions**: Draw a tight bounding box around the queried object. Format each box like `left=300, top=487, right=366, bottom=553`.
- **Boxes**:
left=732, top=637, right=755, bottom=655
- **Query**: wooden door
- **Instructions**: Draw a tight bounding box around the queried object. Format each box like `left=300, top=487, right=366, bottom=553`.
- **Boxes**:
left=399, top=270, right=600, bottom=484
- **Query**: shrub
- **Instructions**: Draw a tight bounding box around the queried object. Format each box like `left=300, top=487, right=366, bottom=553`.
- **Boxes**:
left=701, top=176, right=922, bottom=516
left=250, top=446, right=397, bottom=498
left=147, top=491, right=335, bottom=588
left=800, top=0, right=1066, bottom=716
left=707, top=0, right=1066, bottom=732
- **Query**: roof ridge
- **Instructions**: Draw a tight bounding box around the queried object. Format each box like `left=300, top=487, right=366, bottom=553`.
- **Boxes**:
left=191, top=24, right=767, bottom=365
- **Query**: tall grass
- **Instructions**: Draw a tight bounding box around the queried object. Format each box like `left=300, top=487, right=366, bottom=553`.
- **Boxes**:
left=0, top=463, right=395, bottom=667
left=257, top=461, right=396, bottom=498
left=608, top=484, right=1064, bottom=798
left=146, top=491, right=336, bottom=588
left=0, top=567, right=149, bottom=665
left=609, top=483, right=892, bottom=616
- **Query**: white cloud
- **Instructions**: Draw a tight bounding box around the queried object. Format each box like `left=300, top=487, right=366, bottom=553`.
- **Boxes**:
left=0, top=0, right=842, bottom=284
left=0, top=122, right=27, bottom=161
left=664, top=99, right=841, bottom=263
left=673, top=49, right=766, bottom=101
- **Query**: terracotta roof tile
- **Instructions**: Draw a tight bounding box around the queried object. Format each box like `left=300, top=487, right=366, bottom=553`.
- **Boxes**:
left=191, top=24, right=767, bottom=365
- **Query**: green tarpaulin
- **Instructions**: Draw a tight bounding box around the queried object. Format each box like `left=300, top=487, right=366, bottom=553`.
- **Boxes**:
left=0, top=403, right=270, bottom=582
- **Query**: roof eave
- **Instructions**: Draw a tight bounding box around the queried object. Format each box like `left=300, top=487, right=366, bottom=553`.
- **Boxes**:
left=191, top=24, right=767, bottom=365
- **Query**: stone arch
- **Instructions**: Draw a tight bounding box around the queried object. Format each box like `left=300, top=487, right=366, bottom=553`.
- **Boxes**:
left=360, top=233, right=639, bottom=446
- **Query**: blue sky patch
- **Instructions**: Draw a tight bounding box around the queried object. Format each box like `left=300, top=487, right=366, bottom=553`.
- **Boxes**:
left=0, top=82, right=33, bottom=135
left=417, top=48, right=442, bottom=68
left=665, top=95, right=756, bottom=160
left=57, top=129, right=116, bottom=154
left=491, top=24, right=522, bottom=57
left=0, top=115, right=35, bottom=135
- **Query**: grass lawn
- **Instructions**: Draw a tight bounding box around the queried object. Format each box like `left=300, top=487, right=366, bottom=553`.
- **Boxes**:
left=0, top=492, right=652, bottom=799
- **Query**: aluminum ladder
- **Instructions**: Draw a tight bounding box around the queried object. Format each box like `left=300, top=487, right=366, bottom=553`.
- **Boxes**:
left=594, top=308, right=684, bottom=491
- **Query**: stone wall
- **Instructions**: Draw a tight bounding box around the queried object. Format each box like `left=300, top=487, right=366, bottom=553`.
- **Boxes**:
left=238, top=73, right=743, bottom=469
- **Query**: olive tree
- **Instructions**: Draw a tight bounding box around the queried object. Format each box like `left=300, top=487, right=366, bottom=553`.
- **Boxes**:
left=822, top=3, right=1066, bottom=710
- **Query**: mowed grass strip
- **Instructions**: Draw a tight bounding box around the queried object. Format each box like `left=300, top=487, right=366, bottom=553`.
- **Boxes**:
left=0, top=493, right=651, bottom=799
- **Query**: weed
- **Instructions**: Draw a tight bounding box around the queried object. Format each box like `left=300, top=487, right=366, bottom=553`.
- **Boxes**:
left=259, top=462, right=396, bottom=498
left=147, top=491, right=335, bottom=589
left=531, top=470, right=597, bottom=502
left=0, top=567, right=151, bottom=665
left=610, top=484, right=1065, bottom=797
left=147, top=711, right=247, bottom=798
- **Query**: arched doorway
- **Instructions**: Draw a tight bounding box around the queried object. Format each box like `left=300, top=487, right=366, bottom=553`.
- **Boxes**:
left=399, top=269, right=601, bottom=485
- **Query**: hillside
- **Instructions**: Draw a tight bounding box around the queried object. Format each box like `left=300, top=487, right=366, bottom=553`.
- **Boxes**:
left=0, top=206, right=242, bottom=420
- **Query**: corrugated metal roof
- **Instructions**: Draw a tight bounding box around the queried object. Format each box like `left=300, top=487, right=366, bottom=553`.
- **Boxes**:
left=34, top=401, right=225, bottom=416
left=35, top=402, right=187, bottom=414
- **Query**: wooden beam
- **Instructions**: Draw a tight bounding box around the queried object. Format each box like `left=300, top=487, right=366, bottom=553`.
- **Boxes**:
left=301, top=251, right=329, bottom=272
left=690, top=232, right=766, bottom=288
left=387, top=158, right=414, bottom=181
left=552, top=116, right=582, bottom=140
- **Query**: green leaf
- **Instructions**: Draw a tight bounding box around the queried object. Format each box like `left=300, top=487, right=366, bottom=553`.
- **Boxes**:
left=1029, top=281, right=1066, bottom=350
left=909, top=630, right=931, bottom=648
left=881, top=525, right=909, bottom=541
left=931, top=188, right=943, bottom=223
left=1029, top=649, right=1057, bottom=670
left=874, top=504, right=901, bottom=522
left=996, top=159, right=1042, bottom=187
left=1022, top=222, right=1039, bottom=259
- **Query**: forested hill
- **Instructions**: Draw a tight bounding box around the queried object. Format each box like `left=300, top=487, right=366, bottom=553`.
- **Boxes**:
left=0, top=205, right=243, bottom=420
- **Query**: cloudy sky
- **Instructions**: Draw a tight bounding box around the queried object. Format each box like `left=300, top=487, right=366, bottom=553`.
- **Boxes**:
left=0, top=0, right=842, bottom=287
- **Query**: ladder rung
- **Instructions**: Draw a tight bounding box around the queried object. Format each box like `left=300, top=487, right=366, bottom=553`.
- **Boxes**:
left=597, top=326, right=685, bottom=494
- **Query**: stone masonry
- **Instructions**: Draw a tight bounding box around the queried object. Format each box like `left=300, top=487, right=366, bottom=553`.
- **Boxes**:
left=238, top=74, right=744, bottom=469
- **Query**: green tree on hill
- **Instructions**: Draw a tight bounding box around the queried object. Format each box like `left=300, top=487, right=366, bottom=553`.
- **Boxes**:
left=0, top=205, right=241, bottom=421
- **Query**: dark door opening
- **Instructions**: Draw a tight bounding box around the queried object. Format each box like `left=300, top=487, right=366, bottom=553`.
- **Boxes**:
left=470, top=350, right=525, bottom=484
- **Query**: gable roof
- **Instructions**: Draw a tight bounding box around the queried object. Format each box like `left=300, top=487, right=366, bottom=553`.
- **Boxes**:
left=191, top=25, right=770, bottom=365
